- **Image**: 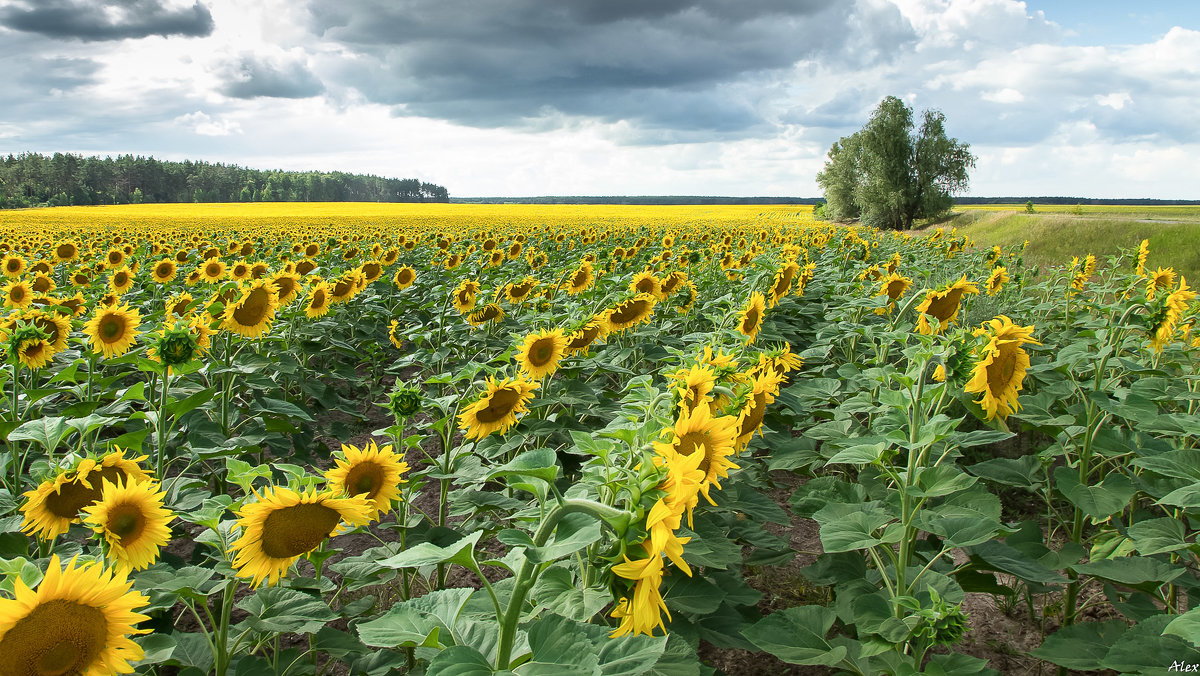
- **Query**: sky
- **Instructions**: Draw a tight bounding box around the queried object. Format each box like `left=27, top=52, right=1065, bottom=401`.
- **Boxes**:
left=0, top=0, right=1197, bottom=198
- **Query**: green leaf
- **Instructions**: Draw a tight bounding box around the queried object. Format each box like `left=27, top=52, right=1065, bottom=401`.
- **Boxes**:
left=487, top=448, right=559, bottom=483
left=1072, top=556, right=1184, bottom=587
left=166, top=387, right=216, bottom=418
left=967, top=540, right=1068, bottom=585
left=530, top=567, right=610, bottom=622
left=644, top=634, right=701, bottom=676
left=789, top=476, right=867, bottom=519
left=662, top=574, right=725, bottom=615
left=1101, top=615, right=1200, bottom=674
left=528, top=512, right=602, bottom=563
left=237, top=587, right=336, bottom=634
left=965, top=455, right=1042, bottom=489
left=1131, top=449, right=1200, bottom=481
left=1127, top=517, right=1189, bottom=556
left=357, top=587, right=475, bottom=649
left=1030, top=620, right=1128, bottom=670
left=520, top=614, right=600, bottom=676
left=7, top=416, right=69, bottom=451
left=741, top=606, right=847, bottom=667
left=376, top=530, right=482, bottom=569
left=824, top=442, right=887, bottom=466
left=426, top=645, right=498, bottom=676
left=132, top=633, right=178, bottom=666
left=1165, top=606, right=1200, bottom=648
left=817, top=508, right=894, bottom=553
left=254, top=396, right=314, bottom=421
left=911, top=465, right=977, bottom=498
left=922, top=515, right=1002, bottom=549
left=1054, top=467, right=1135, bottom=522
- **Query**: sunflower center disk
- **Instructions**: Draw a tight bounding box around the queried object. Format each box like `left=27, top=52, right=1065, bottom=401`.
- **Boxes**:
left=346, top=463, right=383, bottom=499
left=530, top=342, right=554, bottom=366
left=260, top=503, right=342, bottom=558
left=108, top=505, right=146, bottom=542
left=474, top=388, right=522, bottom=424
left=233, top=289, right=271, bottom=326
left=45, top=480, right=102, bottom=520
left=0, top=599, right=108, bottom=676
left=100, top=318, right=124, bottom=341
left=677, top=432, right=713, bottom=474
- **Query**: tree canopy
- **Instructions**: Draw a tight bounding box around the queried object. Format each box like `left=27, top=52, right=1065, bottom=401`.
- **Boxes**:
left=816, top=96, right=975, bottom=230
left=0, top=152, right=449, bottom=208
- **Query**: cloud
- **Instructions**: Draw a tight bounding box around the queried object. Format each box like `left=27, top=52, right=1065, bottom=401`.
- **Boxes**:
left=219, top=52, right=324, bottom=99
left=0, top=0, right=214, bottom=41
left=175, top=110, right=241, bottom=136
left=306, top=0, right=913, bottom=138
left=14, top=56, right=102, bottom=92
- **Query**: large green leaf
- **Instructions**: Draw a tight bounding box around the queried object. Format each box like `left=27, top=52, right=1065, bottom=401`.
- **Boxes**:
left=662, top=573, right=725, bottom=615
left=7, top=416, right=69, bottom=451
left=965, top=455, right=1042, bottom=489
left=1054, top=467, right=1136, bottom=522
left=376, top=530, right=482, bottom=569
left=1127, top=517, right=1189, bottom=556
left=1101, top=615, right=1200, bottom=674
left=967, top=540, right=1068, bottom=585
left=530, top=567, right=610, bottom=621
left=911, top=465, right=977, bottom=498
left=426, top=645, right=501, bottom=676
left=1072, top=556, right=1184, bottom=588
left=742, top=606, right=847, bottom=667
left=1131, top=449, right=1200, bottom=481
left=357, top=587, right=475, bottom=649
left=236, top=586, right=336, bottom=635
left=817, top=508, right=896, bottom=554
left=518, top=614, right=600, bottom=676
left=1029, top=620, right=1128, bottom=670
left=1165, top=606, right=1200, bottom=648
left=487, top=448, right=559, bottom=482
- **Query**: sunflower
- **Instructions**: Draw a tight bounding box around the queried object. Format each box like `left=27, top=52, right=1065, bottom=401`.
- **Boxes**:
left=467, top=302, right=505, bottom=327
left=229, top=260, right=252, bottom=281
left=452, top=279, right=480, bottom=314
left=733, top=370, right=783, bottom=449
left=231, top=487, right=373, bottom=587
left=324, top=441, right=410, bottom=522
left=1149, top=276, right=1196, bottom=353
left=251, top=262, right=270, bottom=280
left=71, top=268, right=91, bottom=287
left=15, top=335, right=52, bottom=369
left=20, top=449, right=152, bottom=540
left=1134, top=239, right=1150, bottom=277
left=505, top=277, right=539, bottom=304
left=964, top=316, right=1041, bottom=420
left=270, top=272, right=302, bottom=305
left=736, top=292, right=767, bottom=344
left=223, top=280, right=278, bottom=338
left=915, top=276, right=979, bottom=335
left=3, top=279, right=33, bottom=309
left=604, top=294, right=656, bottom=334
left=630, top=271, right=663, bottom=299
left=985, top=266, right=1009, bottom=296
left=2, top=254, right=26, bottom=278
left=27, top=309, right=71, bottom=356
left=671, top=363, right=717, bottom=414
left=387, top=319, right=404, bottom=349
left=0, top=554, right=150, bottom=675
left=566, top=261, right=594, bottom=295
left=151, top=258, right=177, bottom=284
left=103, top=248, right=125, bottom=269
left=653, top=402, right=739, bottom=504
left=200, top=258, right=227, bottom=283
left=565, top=318, right=606, bottom=355
left=516, top=328, right=568, bottom=380
left=458, top=375, right=539, bottom=440
left=304, top=281, right=331, bottom=318
left=81, top=478, right=174, bottom=571
left=1146, top=267, right=1176, bottom=301
left=382, top=248, right=400, bottom=265
left=53, top=240, right=80, bottom=263
left=878, top=271, right=912, bottom=305
left=83, top=303, right=141, bottom=358
left=108, top=266, right=134, bottom=294
left=295, top=259, right=317, bottom=276
left=768, top=262, right=799, bottom=308
left=31, top=272, right=55, bottom=295
left=609, top=543, right=670, bottom=638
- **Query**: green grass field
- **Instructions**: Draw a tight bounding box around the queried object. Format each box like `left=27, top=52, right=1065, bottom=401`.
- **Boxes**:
left=931, top=204, right=1200, bottom=279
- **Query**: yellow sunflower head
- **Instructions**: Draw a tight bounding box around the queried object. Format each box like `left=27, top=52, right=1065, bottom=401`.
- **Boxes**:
left=222, top=280, right=278, bottom=338
left=565, top=318, right=606, bottom=356
left=467, top=302, right=506, bottom=327
left=1135, top=239, right=1150, bottom=277
left=200, top=258, right=227, bottom=283
left=20, top=449, right=151, bottom=540
left=733, top=370, right=783, bottom=449
left=82, top=478, right=174, bottom=571
left=737, top=292, right=767, bottom=344
left=653, top=402, right=739, bottom=503
left=516, top=328, right=568, bottom=380
left=108, top=266, right=134, bottom=294
left=964, top=316, right=1041, bottom=420
left=53, top=240, right=80, bottom=263
left=505, top=277, right=539, bottom=304
left=0, top=554, right=150, bottom=675
left=452, top=279, right=480, bottom=314
left=305, top=281, right=332, bottom=318
left=151, top=258, right=177, bottom=284
left=2, top=254, right=27, bottom=278
left=566, top=261, right=594, bottom=295
left=82, top=303, right=141, bottom=358
left=324, top=440, right=410, bottom=522
left=457, top=375, right=539, bottom=440
left=3, top=280, right=33, bottom=309
left=986, top=266, right=1009, bottom=296
left=231, top=486, right=373, bottom=587
left=915, top=276, right=979, bottom=335
left=604, top=293, right=657, bottom=334
left=1146, top=267, right=1177, bottom=301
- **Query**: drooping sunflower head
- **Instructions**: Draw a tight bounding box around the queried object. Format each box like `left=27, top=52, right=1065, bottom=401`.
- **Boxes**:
left=733, top=370, right=783, bottom=449
left=737, top=292, right=767, bottom=344
left=516, top=328, right=568, bottom=380
left=222, top=281, right=278, bottom=338
left=964, top=316, right=1040, bottom=420
left=768, top=262, right=799, bottom=308
left=505, top=277, right=539, bottom=304
left=457, top=375, right=539, bottom=440
left=1146, top=267, right=1177, bottom=301
left=1135, top=239, right=1150, bottom=277
left=671, top=363, right=717, bottom=414
left=82, top=478, right=175, bottom=571
left=324, top=441, right=410, bottom=522
left=565, top=317, right=606, bottom=356
left=566, top=261, right=594, bottom=295
left=878, top=271, right=912, bottom=304
left=653, top=402, right=739, bottom=501
left=467, top=302, right=505, bottom=327
left=986, top=266, right=1010, bottom=296
left=83, top=303, right=141, bottom=358
left=452, top=279, right=480, bottom=314
left=0, top=554, right=151, bottom=676
left=302, top=281, right=331, bottom=318
left=231, top=487, right=374, bottom=587
left=1148, top=276, right=1197, bottom=353
left=270, top=272, right=302, bottom=305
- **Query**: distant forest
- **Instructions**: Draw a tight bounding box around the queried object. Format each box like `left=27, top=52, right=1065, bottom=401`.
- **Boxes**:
left=452, top=196, right=1200, bottom=206
left=0, top=152, right=449, bottom=208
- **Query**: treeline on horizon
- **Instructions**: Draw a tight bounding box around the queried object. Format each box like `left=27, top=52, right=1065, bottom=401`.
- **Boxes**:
left=0, top=152, right=449, bottom=209
left=452, top=195, right=1200, bottom=206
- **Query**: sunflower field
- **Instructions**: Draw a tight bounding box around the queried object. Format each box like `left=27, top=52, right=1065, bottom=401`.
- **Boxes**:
left=0, top=202, right=1197, bottom=675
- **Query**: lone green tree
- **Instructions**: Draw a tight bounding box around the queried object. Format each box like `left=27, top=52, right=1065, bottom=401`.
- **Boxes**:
left=816, top=96, right=975, bottom=230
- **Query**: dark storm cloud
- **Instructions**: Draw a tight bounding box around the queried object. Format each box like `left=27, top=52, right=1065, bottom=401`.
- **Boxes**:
left=0, top=0, right=213, bottom=41
left=307, top=0, right=913, bottom=138
left=220, top=54, right=325, bottom=99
